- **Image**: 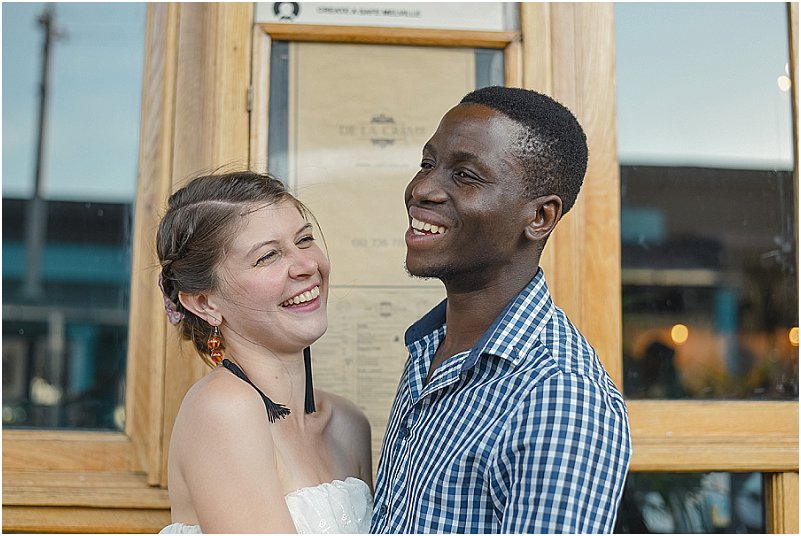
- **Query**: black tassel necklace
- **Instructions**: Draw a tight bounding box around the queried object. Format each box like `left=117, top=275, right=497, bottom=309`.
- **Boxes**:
left=222, top=347, right=316, bottom=423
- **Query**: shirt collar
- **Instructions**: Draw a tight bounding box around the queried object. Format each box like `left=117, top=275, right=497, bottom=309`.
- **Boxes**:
left=404, top=299, right=447, bottom=347
left=404, top=269, right=555, bottom=371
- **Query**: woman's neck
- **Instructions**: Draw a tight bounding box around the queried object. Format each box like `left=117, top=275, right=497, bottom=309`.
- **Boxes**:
left=222, top=343, right=308, bottom=419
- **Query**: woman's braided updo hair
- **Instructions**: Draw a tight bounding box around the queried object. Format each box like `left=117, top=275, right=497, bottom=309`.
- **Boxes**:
left=156, top=171, right=311, bottom=365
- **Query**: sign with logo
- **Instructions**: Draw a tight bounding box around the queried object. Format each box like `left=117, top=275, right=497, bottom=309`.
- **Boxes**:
left=337, top=114, right=428, bottom=148
left=256, top=2, right=516, bottom=32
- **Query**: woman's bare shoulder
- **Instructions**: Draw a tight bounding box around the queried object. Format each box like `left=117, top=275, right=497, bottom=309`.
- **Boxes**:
left=180, top=368, right=267, bottom=418
left=168, top=369, right=297, bottom=533
left=171, top=368, right=276, bottom=457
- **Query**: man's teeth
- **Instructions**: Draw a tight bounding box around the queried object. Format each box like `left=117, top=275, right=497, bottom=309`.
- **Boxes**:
left=281, top=286, right=320, bottom=307
left=410, top=217, right=447, bottom=235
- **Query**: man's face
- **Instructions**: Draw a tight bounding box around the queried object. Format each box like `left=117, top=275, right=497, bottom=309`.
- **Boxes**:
left=404, top=103, right=535, bottom=289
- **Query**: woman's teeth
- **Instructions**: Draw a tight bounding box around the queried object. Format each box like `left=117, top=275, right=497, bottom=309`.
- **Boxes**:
left=411, top=217, right=447, bottom=235
left=281, top=286, right=320, bottom=307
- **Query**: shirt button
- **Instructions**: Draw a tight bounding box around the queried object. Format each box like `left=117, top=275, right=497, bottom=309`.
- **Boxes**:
left=379, top=504, right=388, bottom=518
left=398, top=426, right=410, bottom=439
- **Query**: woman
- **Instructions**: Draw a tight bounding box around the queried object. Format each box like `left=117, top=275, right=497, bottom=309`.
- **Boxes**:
left=157, top=171, right=373, bottom=533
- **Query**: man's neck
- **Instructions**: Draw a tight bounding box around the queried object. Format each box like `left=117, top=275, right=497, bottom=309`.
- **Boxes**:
left=424, top=268, right=539, bottom=384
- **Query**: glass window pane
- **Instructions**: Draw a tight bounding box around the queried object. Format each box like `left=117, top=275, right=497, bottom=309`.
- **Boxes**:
left=615, top=472, right=765, bottom=533
left=616, top=4, right=798, bottom=400
left=2, top=3, right=145, bottom=429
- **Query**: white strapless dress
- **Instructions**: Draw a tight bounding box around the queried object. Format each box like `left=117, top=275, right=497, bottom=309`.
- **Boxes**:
left=159, top=477, right=373, bottom=534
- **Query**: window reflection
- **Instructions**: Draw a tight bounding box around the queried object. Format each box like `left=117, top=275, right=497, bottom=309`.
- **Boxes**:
left=615, top=472, right=764, bottom=533
left=2, top=3, right=145, bottom=429
left=616, top=3, right=797, bottom=400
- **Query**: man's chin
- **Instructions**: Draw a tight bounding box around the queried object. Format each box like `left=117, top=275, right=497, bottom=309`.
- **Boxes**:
left=403, top=261, right=454, bottom=282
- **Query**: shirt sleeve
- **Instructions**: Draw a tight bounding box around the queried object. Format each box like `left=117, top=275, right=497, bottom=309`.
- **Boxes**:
left=489, top=371, right=631, bottom=533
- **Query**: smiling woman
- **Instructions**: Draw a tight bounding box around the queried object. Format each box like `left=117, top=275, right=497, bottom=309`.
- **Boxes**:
left=155, top=171, right=373, bottom=534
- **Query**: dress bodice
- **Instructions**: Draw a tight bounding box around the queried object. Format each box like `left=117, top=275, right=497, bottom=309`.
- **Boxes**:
left=159, top=477, right=373, bottom=534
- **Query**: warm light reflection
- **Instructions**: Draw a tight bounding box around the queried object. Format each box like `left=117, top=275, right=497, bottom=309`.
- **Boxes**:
left=670, top=323, right=689, bottom=345
left=790, top=327, right=799, bottom=346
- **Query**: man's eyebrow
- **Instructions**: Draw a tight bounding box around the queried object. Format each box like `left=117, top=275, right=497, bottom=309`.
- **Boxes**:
left=422, top=144, right=481, bottom=163
left=450, top=150, right=481, bottom=162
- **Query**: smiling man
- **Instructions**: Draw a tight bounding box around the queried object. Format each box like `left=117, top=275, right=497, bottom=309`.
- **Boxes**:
left=371, top=86, right=631, bottom=534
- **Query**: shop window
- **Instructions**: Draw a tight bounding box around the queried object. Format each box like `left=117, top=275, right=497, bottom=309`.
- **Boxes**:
left=615, top=3, right=797, bottom=401
left=2, top=3, right=145, bottom=429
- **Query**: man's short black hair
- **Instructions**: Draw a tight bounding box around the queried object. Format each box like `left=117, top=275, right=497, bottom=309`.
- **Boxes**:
left=460, top=86, right=588, bottom=214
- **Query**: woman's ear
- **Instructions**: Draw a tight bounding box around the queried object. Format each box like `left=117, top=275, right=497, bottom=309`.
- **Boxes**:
left=524, top=195, right=563, bottom=242
left=178, top=291, right=222, bottom=326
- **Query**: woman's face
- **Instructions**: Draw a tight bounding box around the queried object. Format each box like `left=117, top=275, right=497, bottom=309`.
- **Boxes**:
left=211, top=200, right=330, bottom=356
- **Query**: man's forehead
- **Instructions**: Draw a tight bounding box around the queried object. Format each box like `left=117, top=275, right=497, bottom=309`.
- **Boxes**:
left=439, top=104, right=522, bottom=134
left=422, top=113, right=524, bottom=176
left=427, top=105, right=522, bottom=150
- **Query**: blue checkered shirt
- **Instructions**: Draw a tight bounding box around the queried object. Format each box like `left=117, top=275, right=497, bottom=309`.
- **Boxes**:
left=370, top=270, right=631, bottom=533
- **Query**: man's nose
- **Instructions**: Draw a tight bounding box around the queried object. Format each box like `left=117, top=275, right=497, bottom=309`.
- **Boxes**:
left=408, top=171, right=447, bottom=204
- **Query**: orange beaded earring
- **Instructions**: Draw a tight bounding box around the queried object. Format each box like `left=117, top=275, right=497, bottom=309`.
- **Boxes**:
left=207, top=326, right=223, bottom=365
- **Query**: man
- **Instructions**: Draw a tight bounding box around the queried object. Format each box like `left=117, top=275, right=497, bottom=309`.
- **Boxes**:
left=371, top=86, right=631, bottom=533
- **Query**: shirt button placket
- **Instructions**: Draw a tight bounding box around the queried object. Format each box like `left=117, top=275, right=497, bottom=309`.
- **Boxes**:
left=386, top=405, right=413, bottom=530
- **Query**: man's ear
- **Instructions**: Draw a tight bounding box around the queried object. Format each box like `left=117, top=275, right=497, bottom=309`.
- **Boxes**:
left=524, top=195, right=563, bottom=242
left=178, top=291, right=222, bottom=326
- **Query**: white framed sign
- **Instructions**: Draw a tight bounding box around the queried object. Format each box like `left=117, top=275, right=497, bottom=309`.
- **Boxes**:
left=256, top=2, right=518, bottom=32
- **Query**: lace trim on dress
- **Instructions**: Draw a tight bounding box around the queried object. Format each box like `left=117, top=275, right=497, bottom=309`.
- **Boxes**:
left=159, top=477, right=373, bottom=534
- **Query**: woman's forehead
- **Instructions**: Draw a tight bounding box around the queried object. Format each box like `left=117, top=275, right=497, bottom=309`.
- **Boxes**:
left=236, top=200, right=305, bottom=237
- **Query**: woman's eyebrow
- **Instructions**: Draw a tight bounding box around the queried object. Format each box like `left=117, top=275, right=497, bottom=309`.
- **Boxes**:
left=247, top=238, right=278, bottom=257
left=247, top=223, right=312, bottom=256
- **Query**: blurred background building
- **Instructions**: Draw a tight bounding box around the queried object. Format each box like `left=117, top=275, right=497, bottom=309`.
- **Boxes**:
left=3, top=2, right=798, bottom=533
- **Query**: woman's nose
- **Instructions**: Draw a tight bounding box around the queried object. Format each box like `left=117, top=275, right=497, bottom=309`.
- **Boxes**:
left=288, top=249, right=318, bottom=278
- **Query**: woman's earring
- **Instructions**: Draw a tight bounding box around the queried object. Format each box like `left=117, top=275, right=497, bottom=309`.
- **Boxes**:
left=208, top=326, right=223, bottom=365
